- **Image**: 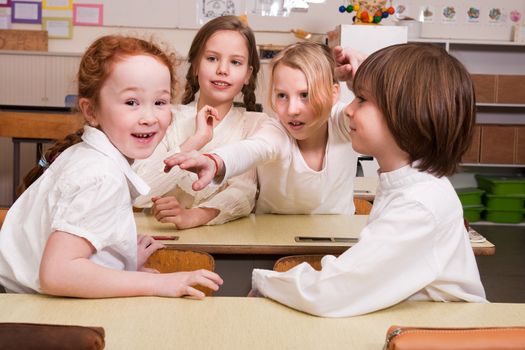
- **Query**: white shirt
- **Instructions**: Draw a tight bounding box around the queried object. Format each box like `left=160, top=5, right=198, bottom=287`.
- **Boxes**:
left=133, top=103, right=268, bottom=224
left=252, top=164, right=487, bottom=317
left=0, top=126, right=149, bottom=293
left=215, top=102, right=358, bottom=214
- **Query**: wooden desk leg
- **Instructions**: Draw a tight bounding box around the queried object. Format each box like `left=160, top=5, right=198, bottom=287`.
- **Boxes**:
left=12, top=139, right=20, bottom=203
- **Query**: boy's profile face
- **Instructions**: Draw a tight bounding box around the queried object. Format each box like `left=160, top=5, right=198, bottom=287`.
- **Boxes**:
left=344, top=92, right=403, bottom=162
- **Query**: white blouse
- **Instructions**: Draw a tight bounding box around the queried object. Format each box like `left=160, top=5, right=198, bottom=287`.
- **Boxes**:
left=133, top=103, right=268, bottom=225
left=0, top=126, right=148, bottom=293
left=214, top=102, right=359, bottom=214
left=251, top=164, right=487, bottom=317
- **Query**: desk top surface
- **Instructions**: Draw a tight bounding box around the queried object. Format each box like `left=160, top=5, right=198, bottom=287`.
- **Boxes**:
left=136, top=213, right=368, bottom=254
left=0, top=110, right=84, bottom=139
left=136, top=213, right=495, bottom=255
left=353, top=176, right=378, bottom=200
left=0, top=294, right=523, bottom=349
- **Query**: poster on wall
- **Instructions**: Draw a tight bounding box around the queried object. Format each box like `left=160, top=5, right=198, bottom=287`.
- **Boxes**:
left=197, top=0, right=243, bottom=24
left=466, top=4, right=481, bottom=24
left=0, top=0, right=12, bottom=8
left=441, top=5, right=457, bottom=24
left=43, top=0, right=72, bottom=11
left=73, top=3, right=103, bottom=26
left=11, top=1, right=41, bottom=24
left=42, top=17, right=72, bottom=39
left=0, top=14, right=10, bottom=28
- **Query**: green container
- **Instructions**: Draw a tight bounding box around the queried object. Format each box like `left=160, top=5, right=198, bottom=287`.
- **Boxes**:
left=463, top=205, right=484, bottom=222
left=484, top=193, right=525, bottom=210
left=475, top=175, right=525, bottom=195
left=484, top=208, right=525, bottom=224
left=456, top=188, right=485, bottom=206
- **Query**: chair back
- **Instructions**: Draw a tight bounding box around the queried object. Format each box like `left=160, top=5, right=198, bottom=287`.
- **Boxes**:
left=0, top=208, right=8, bottom=229
left=273, top=254, right=328, bottom=272
left=144, top=248, right=215, bottom=296
left=353, top=198, right=373, bottom=215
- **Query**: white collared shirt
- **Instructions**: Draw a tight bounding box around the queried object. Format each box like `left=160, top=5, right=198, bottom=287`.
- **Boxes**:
left=133, top=103, right=268, bottom=224
left=215, top=102, right=358, bottom=214
left=252, top=164, right=487, bottom=317
left=0, top=126, right=149, bottom=293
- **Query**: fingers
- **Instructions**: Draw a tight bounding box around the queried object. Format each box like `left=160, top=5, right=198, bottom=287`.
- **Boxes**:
left=184, top=286, right=206, bottom=300
left=139, top=267, right=160, bottom=274
left=192, top=173, right=214, bottom=191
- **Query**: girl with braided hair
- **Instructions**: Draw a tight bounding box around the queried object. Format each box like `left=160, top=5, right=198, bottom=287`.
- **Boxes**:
left=133, top=15, right=268, bottom=229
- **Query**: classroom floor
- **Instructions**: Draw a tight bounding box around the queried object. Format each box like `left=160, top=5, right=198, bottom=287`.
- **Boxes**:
left=473, top=224, right=525, bottom=303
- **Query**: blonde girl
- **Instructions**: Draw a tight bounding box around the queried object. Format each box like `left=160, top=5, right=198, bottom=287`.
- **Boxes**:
left=166, top=41, right=359, bottom=215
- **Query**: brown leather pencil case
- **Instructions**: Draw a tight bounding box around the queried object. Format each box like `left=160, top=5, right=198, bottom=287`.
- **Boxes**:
left=0, top=322, right=105, bottom=350
left=384, top=325, right=525, bottom=350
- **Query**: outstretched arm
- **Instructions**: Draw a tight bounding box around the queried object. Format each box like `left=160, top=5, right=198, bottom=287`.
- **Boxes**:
left=40, top=231, right=223, bottom=298
left=164, top=151, right=224, bottom=191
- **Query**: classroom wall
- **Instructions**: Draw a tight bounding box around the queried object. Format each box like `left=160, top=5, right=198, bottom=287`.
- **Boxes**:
left=2, top=0, right=524, bottom=206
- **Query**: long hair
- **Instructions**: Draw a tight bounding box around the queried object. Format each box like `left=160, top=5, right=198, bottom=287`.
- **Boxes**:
left=181, top=15, right=260, bottom=111
left=353, top=43, right=476, bottom=177
left=268, top=41, right=336, bottom=118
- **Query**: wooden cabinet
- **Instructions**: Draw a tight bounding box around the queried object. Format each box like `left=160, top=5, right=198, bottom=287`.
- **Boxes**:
left=0, top=51, right=80, bottom=107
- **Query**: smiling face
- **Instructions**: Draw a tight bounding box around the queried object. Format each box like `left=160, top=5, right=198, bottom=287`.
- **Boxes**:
left=81, top=54, right=172, bottom=161
left=272, top=64, right=334, bottom=146
left=196, top=30, right=252, bottom=111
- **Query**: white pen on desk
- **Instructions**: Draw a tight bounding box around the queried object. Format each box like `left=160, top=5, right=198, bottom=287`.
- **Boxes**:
left=354, top=190, right=371, bottom=193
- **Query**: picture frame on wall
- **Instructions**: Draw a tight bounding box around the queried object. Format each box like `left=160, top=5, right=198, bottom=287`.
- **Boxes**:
left=42, top=17, right=72, bottom=39
left=0, top=0, right=12, bottom=8
left=11, top=1, right=41, bottom=24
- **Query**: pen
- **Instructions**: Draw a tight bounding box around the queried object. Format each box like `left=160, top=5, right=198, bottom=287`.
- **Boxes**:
left=151, top=235, right=179, bottom=241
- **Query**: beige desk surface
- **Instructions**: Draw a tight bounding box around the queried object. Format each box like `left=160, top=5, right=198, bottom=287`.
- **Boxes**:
left=353, top=176, right=378, bottom=201
left=136, top=213, right=368, bottom=255
left=0, top=295, right=523, bottom=350
left=136, top=213, right=495, bottom=256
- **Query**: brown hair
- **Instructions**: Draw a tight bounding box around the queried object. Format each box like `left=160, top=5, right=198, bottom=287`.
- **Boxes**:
left=181, top=15, right=260, bottom=111
left=268, top=41, right=336, bottom=119
left=352, top=43, right=476, bottom=177
left=17, top=35, right=178, bottom=197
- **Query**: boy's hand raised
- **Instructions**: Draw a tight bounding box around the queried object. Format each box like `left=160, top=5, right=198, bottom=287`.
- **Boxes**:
left=164, top=151, right=222, bottom=191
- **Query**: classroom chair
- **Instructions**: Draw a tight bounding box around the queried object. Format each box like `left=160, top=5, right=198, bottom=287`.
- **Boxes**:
left=0, top=208, right=8, bottom=229
left=144, top=248, right=216, bottom=296
left=273, top=254, right=328, bottom=272
left=353, top=198, right=373, bottom=215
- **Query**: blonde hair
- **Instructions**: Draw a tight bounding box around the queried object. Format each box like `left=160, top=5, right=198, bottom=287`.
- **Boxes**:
left=268, top=41, right=336, bottom=118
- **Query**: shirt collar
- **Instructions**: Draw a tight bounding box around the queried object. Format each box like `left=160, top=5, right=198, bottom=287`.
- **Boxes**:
left=379, top=162, right=426, bottom=189
left=81, top=126, right=150, bottom=198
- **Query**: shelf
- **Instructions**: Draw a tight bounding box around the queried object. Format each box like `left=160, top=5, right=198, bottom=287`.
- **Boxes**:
left=477, top=103, right=525, bottom=109
left=460, top=163, right=525, bottom=168
left=409, top=38, right=525, bottom=47
left=470, top=220, right=525, bottom=227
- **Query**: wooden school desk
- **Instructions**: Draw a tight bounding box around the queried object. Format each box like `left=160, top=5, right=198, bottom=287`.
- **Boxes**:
left=136, top=213, right=494, bottom=296
left=0, top=294, right=524, bottom=349
left=0, top=110, right=84, bottom=201
left=135, top=213, right=495, bottom=256
left=353, top=176, right=378, bottom=201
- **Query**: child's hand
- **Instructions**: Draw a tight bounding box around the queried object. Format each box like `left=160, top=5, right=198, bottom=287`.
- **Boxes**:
left=247, top=288, right=263, bottom=297
left=164, top=151, right=221, bottom=191
left=136, top=234, right=165, bottom=271
left=153, top=269, right=223, bottom=299
left=194, top=105, right=220, bottom=144
left=332, top=46, right=367, bottom=87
